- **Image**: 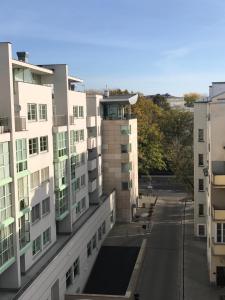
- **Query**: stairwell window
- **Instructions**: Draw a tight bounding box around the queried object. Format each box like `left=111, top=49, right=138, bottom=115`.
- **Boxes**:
left=198, top=179, right=204, bottom=191
left=198, top=129, right=204, bottom=142
left=28, top=103, right=37, bottom=121
left=198, top=204, right=204, bottom=216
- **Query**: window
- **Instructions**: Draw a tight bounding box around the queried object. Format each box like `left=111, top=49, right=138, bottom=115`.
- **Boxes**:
left=29, top=138, right=38, bottom=155
left=40, top=136, right=48, bottom=152
left=43, top=227, right=51, bottom=246
left=198, top=129, right=204, bottom=142
left=55, top=161, right=67, bottom=188
left=92, top=234, right=97, bottom=249
left=87, top=241, right=92, bottom=257
left=79, top=106, right=84, bottom=118
left=81, top=197, right=86, bottom=210
left=216, top=223, right=225, bottom=243
left=0, top=184, right=12, bottom=222
left=39, top=104, right=47, bottom=121
left=198, top=224, right=205, bottom=236
left=73, top=257, right=80, bottom=279
left=199, top=204, right=204, bottom=216
left=30, top=171, right=40, bottom=190
left=18, top=213, right=30, bottom=250
left=110, top=210, right=114, bottom=223
left=28, top=103, right=37, bottom=121
left=98, top=227, right=102, bottom=241
left=120, top=125, right=131, bottom=135
left=80, top=130, right=84, bottom=141
left=32, top=235, right=41, bottom=256
left=121, top=162, right=132, bottom=173
left=0, top=142, right=10, bottom=180
left=55, top=189, right=68, bottom=217
left=81, top=153, right=85, bottom=164
left=198, top=179, right=204, bottom=191
left=41, top=167, right=49, bottom=183
left=42, top=197, right=50, bottom=215
left=102, top=221, right=106, bottom=235
left=75, top=177, right=80, bottom=191
left=121, top=144, right=131, bottom=153
left=73, top=106, right=78, bottom=118
left=31, top=203, right=41, bottom=223
left=18, top=176, right=29, bottom=210
left=0, top=224, right=14, bottom=267
left=54, top=132, right=67, bottom=158
left=75, top=131, right=79, bottom=143
left=70, top=130, right=76, bottom=153
left=16, top=139, right=27, bottom=173
left=71, top=159, right=76, bottom=180
left=66, top=268, right=73, bottom=288
left=122, top=182, right=129, bottom=190
left=198, top=154, right=204, bottom=166
left=76, top=201, right=81, bottom=215
left=81, top=174, right=85, bottom=187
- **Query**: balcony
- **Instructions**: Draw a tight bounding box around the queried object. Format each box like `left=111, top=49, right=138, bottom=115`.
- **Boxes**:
left=87, top=137, right=96, bottom=149
left=15, top=117, right=26, bottom=131
left=212, top=238, right=225, bottom=255
left=212, top=206, right=225, bottom=220
left=86, top=116, right=96, bottom=127
left=0, top=117, right=9, bottom=133
left=20, top=197, right=29, bottom=211
left=88, top=158, right=97, bottom=171
left=89, top=179, right=97, bottom=193
left=53, top=115, right=67, bottom=127
left=212, top=175, right=225, bottom=187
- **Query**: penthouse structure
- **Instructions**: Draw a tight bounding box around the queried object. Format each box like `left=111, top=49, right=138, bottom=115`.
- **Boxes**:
left=0, top=42, right=138, bottom=299
left=194, top=82, right=225, bottom=286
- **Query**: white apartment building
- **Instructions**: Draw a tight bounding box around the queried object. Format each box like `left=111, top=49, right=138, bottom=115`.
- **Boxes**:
left=0, top=42, right=138, bottom=299
left=194, top=82, right=225, bottom=286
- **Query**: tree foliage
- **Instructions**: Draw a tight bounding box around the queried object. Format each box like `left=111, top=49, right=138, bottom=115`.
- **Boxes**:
left=184, top=92, right=201, bottom=107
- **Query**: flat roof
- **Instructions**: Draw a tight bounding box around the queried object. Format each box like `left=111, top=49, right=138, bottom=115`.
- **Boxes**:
left=12, top=59, right=53, bottom=75
left=101, top=94, right=138, bottom=105
left=68, top=75, right=83, bottom=83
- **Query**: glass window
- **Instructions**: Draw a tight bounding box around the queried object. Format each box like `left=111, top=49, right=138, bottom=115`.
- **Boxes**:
left=121, top=144, right=131, bottom=153
left=122, top=181, right=129, bottom=190
left=0, top=142, right=10, bottom=180
left=19, top=213, right=30, bottom=250
left=92, top=234, right=97, bottom=249
left=79, top=106, right=84, bottom=118
left=199, top=204, right=204, bottom=216
left=198, top=179, right=204, bottom=191
left=198, top=224, right=205, bottom=236
left=98, top=227, right=102, bottom=241
left=55, top=161, right=67, bottom=188
left=54, top=132, right=67, bottom=158
left=32, top=235, right=41, bottom=256
left=80, top=129, right=84, bottom=141
left=41, top=167, right=49, bottom=183
left=28, top=103, right=37, bottom=121
left=121, top=162, right=132, bottom=173
left=30, top=171, right=40, bottom=190
left=87, top=241, right=92, bottom=257
left=43, top=227, right=51, bottom=246
left=73, top=257, right=80, bottom=279
left=40, top=136, right=48, bottom=152
left=0, top=184, right=12, bottom=222
left=81, top=197, right=86, bottom=210
left=198, top=129, right=204, bottom=142
left=31, top=203, right=41, bottom=223
left=16, top=139, right=27, bottom=173
left=102, top=221, right=106, bottom=235
left=73, top=106, right=78, bottom=118
left=55, top=189, right=68, bottom=217
left=66, top=268, right=73, bottom=288
left=81, top=174, right=85, bottom=187
left=0, top=224, right=14, bottom=267
left=120, top=125, right=131, bottom=135
left=18, top=176, right=29, bottom=210
left=42, top=197, right=50, bottom=216
left=39, top=104, right=47, bottom=121
left=29, top=138, right=38, bottom=155
left=198, top=154, right=204, bottom=166
left=76, top=201, right=81, bottom=215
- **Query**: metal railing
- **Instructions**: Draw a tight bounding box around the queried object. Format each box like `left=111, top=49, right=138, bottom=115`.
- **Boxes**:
left=53, top=115, right=67, bottom=126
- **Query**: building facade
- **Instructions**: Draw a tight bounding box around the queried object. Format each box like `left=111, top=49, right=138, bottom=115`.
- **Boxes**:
left=0, top=42, right=138, bottom=299
left=194, top=82, right=225, bottom=285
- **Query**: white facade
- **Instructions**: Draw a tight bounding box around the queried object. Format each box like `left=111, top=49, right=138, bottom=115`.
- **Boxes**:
left=0, top=42, right=141, bottom=299
left=194, top=82, right=225, bottom=285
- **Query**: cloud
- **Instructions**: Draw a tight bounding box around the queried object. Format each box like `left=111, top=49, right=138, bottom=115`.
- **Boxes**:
left=162, top=46, right=192, bottom=59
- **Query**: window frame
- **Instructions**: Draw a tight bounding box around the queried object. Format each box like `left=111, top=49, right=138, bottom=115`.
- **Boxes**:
left=29, top=138, right=38, bottom=156
left=40, top=136, right=48, bottom=152
left=28, top=103, right=37, bottom=121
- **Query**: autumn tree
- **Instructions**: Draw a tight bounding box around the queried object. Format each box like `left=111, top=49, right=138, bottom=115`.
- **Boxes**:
left=184, top=92, right=201, bottom=107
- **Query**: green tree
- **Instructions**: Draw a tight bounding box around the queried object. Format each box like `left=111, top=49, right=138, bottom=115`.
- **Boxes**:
left=151, top=94, right=170, bottom=110
left=184, top=92, right=201, bottom=107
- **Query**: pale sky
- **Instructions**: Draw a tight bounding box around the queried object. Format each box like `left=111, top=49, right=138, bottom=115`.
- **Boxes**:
left=1, top=0, right=225, bottom=96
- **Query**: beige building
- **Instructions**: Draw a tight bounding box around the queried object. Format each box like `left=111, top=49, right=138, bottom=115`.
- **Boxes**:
left=0, top=42, right=138, bottom=299
left=194, top=82, right=225, bottom=285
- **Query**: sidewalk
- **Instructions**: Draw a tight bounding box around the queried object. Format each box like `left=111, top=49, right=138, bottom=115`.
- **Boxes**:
left=184, top=202, right=224, bottom=300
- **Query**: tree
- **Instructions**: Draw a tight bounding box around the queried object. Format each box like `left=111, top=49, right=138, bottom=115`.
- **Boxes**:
left=152, top=94, right=170, bottom=110
left=132, top=96, right=166, bottom=174
left=184, top=92, right=201, bottom=107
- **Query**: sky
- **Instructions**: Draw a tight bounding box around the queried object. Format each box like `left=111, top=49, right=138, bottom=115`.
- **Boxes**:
left=1, top=0, right=225, bottom=96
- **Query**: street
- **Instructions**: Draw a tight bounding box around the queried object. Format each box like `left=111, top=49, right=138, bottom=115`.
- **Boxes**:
left=136, top=193, right=184, bottom=300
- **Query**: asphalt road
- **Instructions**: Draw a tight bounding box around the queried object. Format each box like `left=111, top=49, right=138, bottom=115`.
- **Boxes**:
left=136, top=196, right=183, bottom=300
